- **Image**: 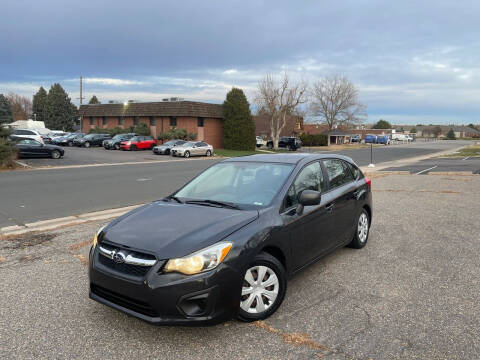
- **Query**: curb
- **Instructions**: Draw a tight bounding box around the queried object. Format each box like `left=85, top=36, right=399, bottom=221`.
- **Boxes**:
left=0, top=204, right=145, bottom=237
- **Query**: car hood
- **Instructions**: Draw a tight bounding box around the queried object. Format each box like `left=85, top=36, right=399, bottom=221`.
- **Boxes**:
left=102, top=202, right=258, bottom=259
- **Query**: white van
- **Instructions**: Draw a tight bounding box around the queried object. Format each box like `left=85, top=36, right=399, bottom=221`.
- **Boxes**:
left=10, top=129, right=44, bottom=144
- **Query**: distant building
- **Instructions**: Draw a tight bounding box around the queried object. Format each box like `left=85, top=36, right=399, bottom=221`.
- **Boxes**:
left=78, top=101, right=224, bottom=148
left=415, top=125, right=479, bottom=138
left=254, top=115, right=303, bottom=138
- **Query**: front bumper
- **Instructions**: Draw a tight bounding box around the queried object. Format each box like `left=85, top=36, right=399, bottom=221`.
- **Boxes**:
left=88, top=245, right=241, bottom=325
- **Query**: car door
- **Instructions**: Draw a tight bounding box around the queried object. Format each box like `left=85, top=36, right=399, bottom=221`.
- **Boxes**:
left=321, top=159, right=358, bottom=247
left=15, top=139, right=33, bottom=157
left=281, top=161, right=335, bottom=270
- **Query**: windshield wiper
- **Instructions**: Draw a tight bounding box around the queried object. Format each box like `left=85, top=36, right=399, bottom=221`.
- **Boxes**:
left=185, top=199, right=240, bottom=210
left=164, top=195, right=183, bottom=204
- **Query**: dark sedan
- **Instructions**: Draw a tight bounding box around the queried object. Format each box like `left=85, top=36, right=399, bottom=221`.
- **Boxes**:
left=78, top=133, right=112, bottom=147
left=103, top=133, right=137, bottom=150
left=153, top=139, right=186, bottom=155
left=58, top=133, right=85, bottom=146
left=89, top=153, right=372, bottom=325
left=266, top=137, right=302, bottom=150
left=15, top=139, right=64, bottom=159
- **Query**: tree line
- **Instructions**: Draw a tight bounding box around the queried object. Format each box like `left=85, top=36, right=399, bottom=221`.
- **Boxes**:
left=0, top=84, right=79, bottom=131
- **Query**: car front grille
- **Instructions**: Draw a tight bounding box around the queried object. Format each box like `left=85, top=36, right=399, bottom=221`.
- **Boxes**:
left=91, top=284, right=158, bottom=317
left=96, top=242, right=160, bottom=278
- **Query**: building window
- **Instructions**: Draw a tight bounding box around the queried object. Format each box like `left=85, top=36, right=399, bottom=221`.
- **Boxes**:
left=118, top=117, right=123, bottom=126
left=197, top=117, right=204, bottom=127
left=89, top=117, right=94, bottom=125
left=170, top=117, right=177, bottom=127
left=149, top=116, right=156, bottom=126
left=102, top=117, right=107, bottom=126
left=134, top=116, right=139, bottom=125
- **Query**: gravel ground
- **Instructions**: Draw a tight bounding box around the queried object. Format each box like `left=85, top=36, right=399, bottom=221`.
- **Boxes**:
left=1, top=174, right=479, bottom=359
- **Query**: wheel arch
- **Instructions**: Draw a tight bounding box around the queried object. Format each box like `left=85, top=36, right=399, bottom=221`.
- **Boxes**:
left=260, top=245, right=287, bottom=272
left=363, top=204, right=372, bottom=224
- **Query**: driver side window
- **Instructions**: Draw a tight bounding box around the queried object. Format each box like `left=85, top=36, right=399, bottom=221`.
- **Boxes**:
left=285, top=162, right=323, bottom=209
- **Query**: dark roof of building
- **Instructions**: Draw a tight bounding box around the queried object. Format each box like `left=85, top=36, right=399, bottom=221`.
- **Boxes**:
left=78, top=101, right=223, bottom=118
left=321, top=129, right=350, bottom=136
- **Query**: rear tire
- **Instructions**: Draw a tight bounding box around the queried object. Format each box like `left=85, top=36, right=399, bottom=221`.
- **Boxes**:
left=267, top=143, right=273, bottom=149
left=237, top=252, right=287, bottom=322
left=132, top=145, right=137, bottom=151
left=348, top=209, right=370, bottom=249
left=51, top=150, right=61, bottom=159
left=67, top=141, right=73, bottom=147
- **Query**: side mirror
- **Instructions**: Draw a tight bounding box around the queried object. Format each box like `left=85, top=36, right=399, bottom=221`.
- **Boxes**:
left=296, top=190, right=321, bottom=215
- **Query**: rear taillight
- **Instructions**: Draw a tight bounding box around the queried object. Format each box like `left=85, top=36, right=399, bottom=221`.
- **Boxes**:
left=365, top=177, right=371, bottom=188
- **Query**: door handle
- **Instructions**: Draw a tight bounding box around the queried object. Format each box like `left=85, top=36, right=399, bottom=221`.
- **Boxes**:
left=325, top=203, right=334, bottom=213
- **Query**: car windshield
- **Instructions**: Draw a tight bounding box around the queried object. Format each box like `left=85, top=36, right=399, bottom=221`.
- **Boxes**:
left=113, top=134, right=126, bottom=140
left=174, top=162, right=294, bottom=208
left=163, top=141, right=176, bottom=146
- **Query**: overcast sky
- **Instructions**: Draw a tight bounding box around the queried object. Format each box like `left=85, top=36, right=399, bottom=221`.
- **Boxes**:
left=1, top=0, right=479, bottom=124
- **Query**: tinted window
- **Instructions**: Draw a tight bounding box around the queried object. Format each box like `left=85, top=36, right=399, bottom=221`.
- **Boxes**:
left=348, top=163, right=360, bottom=180
left=285, top=162, right=323, bottom=209
left=170, top=117, right=177, bottom=127
left=18, top=139, right=41, bottom=145
left=197, top=117, right=204, bottom=127
left=323, top=159, right=354, bottom=189
left=176, top=140, right=186, bottom=145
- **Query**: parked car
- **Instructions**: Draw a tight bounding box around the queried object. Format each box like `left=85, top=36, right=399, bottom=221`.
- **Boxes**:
left=9, top=129, right=44, bottom=144
left=405, top=135, right=414, bottom=142
left=364, top=134, right=377, bottom=144
left=120, top=136, right=157, bottom=151
left=14, top=138, right=64, bottom=159
left=78, top=134, right=112, bottom=148
left=376, top=135, right=390, bottom=145
left=391, top=133, right=406, bottom=141
left=103, top=133, right=137, bottom=150
left=72, top=134, right=87, bottom=146
left=88, top=153, right=372, bottom=325
left=266, top=137, right=302, bottom=150
left=51, top=133, right=72, bottom=146
left=256, top=136, right=265, bottom=148
left=153, top=139, right=187, bottom=155
left=61, top=133, right=85, bottom=146
left=171, top=141, right=213, bottom=158
left=350, top=134, right=362, bottom=143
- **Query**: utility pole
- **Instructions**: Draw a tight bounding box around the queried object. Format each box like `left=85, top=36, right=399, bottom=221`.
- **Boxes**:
left=77, top=76, right=85, bottom=132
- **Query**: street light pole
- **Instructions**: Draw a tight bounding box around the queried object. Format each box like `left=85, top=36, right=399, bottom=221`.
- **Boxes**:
left=368, top=142, right=375, bottom=167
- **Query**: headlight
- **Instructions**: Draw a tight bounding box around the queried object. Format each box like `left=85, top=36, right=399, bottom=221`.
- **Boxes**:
left=164, top=242, right=232, bottom=275
left=92, top=226, right=105, bottom=248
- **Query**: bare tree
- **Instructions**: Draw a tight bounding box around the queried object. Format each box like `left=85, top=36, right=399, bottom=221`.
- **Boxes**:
left=310, top=75, right=366, bottom=130
left=7, top=92, right=32, bottom=120
left=255, top=73, right=307, bottom=149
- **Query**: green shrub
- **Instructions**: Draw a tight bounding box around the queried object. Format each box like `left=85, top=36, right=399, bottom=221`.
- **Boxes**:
left=299, top=133, right=328, bottom=146
left=157, top=128, right=193, bottom=141
left=0, top=137, right=18, bottom=169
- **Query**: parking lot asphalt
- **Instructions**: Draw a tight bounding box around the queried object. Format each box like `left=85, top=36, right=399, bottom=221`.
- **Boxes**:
left=1, top=173, right=479, bottom=359
left=18, top=140, right=473, bottom=169
left=0, top=140, right=472, bottom=229
left=382, top=156, right=480, bottom=174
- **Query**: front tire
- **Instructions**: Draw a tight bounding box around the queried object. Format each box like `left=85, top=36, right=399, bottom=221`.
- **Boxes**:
left=184, top=151, right=190, bottom=158
left=51, top=150, right=61, bottom=159
left=131, top=145, right=137, bottom=151
left=237, top=252, right=287, bottom=322
left=84, top=141, right=90, bottom=148
left=67, top=141, right=73, bottom=147
left=348, top=209, right=370, bottom=249
left=206, top=150, right=212, bottom=157
left=115, top=143, right=120, bottom=150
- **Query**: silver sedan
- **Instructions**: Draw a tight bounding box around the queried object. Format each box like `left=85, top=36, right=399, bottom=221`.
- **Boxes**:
left=171, top=141, right=213, bottom=158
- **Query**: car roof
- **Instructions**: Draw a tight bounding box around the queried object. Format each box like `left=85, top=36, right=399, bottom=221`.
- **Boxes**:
left=224, top=153, right=355, bottom=165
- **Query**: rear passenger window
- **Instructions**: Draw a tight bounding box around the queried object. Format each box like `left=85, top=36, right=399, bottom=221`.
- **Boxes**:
left=323, top=159, right=354, bottom=189
left=348, top=163, right=360, bottom=180
left=285, top=162, right=323, bottom=209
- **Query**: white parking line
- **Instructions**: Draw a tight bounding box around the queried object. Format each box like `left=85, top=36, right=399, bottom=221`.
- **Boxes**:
left=415, top=165, right=438, bottom=175
left=462, top=156, right=470, bottom=160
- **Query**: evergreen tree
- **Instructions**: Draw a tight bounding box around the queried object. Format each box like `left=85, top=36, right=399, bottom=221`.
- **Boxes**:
left=88, top=95, right=100, bottom=104
left=446, top=128, right=456, bottom=140
left=0, top=94, right=13, bottom=125
left=222, top=88, right=256, bottom=150
left=45, top=83, right=76, bottom=130
left=32, top=87, right=48, bottom=123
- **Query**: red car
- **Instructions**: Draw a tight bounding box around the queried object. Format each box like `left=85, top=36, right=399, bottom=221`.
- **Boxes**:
left=120, top=136, right=157, bottom=151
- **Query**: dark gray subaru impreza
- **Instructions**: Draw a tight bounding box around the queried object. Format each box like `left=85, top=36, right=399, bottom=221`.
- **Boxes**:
left=89, top=153, right=372, bottom=325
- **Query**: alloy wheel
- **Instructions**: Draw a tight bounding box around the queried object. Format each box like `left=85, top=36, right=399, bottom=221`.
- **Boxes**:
left=358, top=213, right=369, bottom=243
left=240, top=265, right=279, bottom=314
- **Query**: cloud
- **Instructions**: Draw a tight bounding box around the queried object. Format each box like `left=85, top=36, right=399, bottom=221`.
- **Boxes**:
left=66, top=78, right=146, bottom=86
